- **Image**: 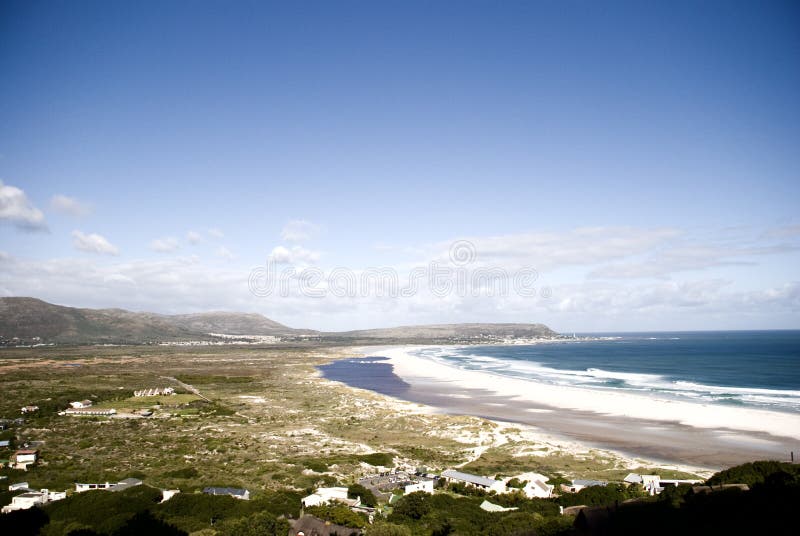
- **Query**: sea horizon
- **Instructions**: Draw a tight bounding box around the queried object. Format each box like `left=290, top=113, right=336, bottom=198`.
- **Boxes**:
left=320, top=331, right=800, bottom=468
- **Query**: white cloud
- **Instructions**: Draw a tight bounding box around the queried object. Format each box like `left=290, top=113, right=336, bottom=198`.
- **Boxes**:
left=0, top=180, right=46, bottom=230
left=208, top=228, right=224, bottom=239
left=216, top=246, right=234, bottom=260
left=281, top=219, right=321, bottom=242
left=186, top=231, right=202, bottom=244
left=269, top=245, right=320, bottom=264
left=150, top=237, right=180, bottom=253
left=50, top=194, right=91, bottom=217
left=72, top=230, right=119, bottom=255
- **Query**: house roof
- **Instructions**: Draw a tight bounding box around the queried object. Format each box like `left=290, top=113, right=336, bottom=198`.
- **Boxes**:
left=480, top=500, right=518, bottom=512
left=112, top=478, right=143, bottom=491
left=623, top=473, right=642, bottom=484
left=572, top=479, right=608, bottom=487
left=290, top=514, right=362, bottom=536
left=0, top=440, right=10, bottom=447
left=203, top=486, right=248, bottom=497
left=528, top=479, right=552, bottom=492
left=15, top=449, right=38, bottom=455
left=441, top=469, right=499, bottom=488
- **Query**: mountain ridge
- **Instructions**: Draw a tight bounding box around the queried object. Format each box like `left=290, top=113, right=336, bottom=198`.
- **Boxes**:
left=0, top=297, right=558, bottom=345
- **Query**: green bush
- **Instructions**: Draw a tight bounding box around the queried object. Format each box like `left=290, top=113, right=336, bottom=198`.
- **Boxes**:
left=348, top=483, right=378, bottom=507
left=215, top=511, right=290, bottom=536
left=305, top=505, right=367, bottom=528
left=706, top=460, right=800, bottom=487
left=357, top=453, right=394, bottom=467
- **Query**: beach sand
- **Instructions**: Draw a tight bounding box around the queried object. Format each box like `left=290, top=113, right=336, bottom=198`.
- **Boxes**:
left=331, top=345, right=800, bottom=470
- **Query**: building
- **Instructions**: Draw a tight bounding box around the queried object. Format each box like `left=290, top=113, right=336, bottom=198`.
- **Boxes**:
left=134, top=387, right=175, bottom=397
left=63, top=408, right=116, bottom=416
left=8, top=482, right=30, bottom=491
left=288, top=514, right=363, bottom=536
left=1, top=489, right=67, bottom=513
left=301, top=487, right=360, bottom=508
left=524, top=478, right=554, bottom=498
left=70, top=400, right=93, bottom=409
left=440, top=469, right=506, bottom=494
left=203, top=487, right=250, bottom=500
left=404, top=480, right=435, bottom=494
left=561, top=479, right=608, bottom=493
left=504, top=472, right=554, bottom=499
left=161, top=489, right=181, bottom=502
left=624, top=473, right=701, bottom=495
left=75, top=478, right=143, bottom=493
left=0, top=440, right=10, bottom=448
left=20, top=406, right=39, bottom=414
left=480, top=500, right=518, bottom=512
left=12, top=449, right=38, bottom=470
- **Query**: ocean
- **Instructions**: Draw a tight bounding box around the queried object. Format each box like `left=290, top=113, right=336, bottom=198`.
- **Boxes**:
left=411, top=331, right=800, bottom=414
left=321, top=331, right=800, bottom=414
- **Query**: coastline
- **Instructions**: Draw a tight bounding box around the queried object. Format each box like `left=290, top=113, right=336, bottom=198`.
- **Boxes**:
left=320, top=344, right=800, bottom=472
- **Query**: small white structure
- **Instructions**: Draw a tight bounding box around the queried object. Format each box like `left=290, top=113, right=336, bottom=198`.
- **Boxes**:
left=134, top=387, right=175, bottom=397
left=20, top=405, right=39, bottom=414
left=524, top=478, right=554, bottom=499
left=12, top=450, right=38, bottom=470
left=623, top=473, right=643, bottom=485
left=301, top=487, right=360, bottom=508
left=70, top=400, right=93, bottom=409
left=8, top=482, right=30, bottom=491
left=624, top=473, right=700, bottom=495
left=203, top=487, right=250, bottom=500
left=480, top=500, right=518, bottom=512
left=504, top=472, right=554, bottom=499
left=75, top=478, right=142, bottom=493
left=441, top=469, right=506, bottom=494
left=161, top=489, right=181, bottom=502
left=63, top=408, right=116, bottom=416
left=404, top=480, right=435, bottom=494
left=1, top=489, right=67, bottom=513
left=561, top=479, right=608, bottom=493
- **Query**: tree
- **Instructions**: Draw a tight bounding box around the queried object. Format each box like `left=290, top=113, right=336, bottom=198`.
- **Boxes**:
left=390, top=492, right=432, bottom=521
left=348, top=483, right=378, bottom=507
left=112, top=511, right=186, bottom=536
left=216, top=511, right=290, bottom=536
left=366, top=521, right=413, bottom=536
left=0, top=506, right=49, bottom=536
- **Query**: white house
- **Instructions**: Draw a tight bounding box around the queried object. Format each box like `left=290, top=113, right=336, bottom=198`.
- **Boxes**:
left=640, top=475, right=662, bottom=495
left=404, top=480, right=434, bottom=494
left=12, top=449, right=38, bottom=470
left=70, top=400, right=93, bottom=409
left=301, top=487, right=360, bottom=508
left=524, top=478, right=554, bottom=499
left=203, top=487, right=250, bottom=500
left=64, top=408, right=116, bottom=416
left=161, top=489, right=181, bottom=502
left=1, top=489, right=66, bottom=513
left=134, top=387, right=175, bottom=397
left=75, top=478, right=142, bottom=493
left=624, top=473, right=700, bottom=495
left=20, top=406, right=39, bottom=414
left=441, top=470, right=506, bottom=494
left=561, top=479, right=608, bottom=493
left=504, top=472, right=554, bottom=499
left=480, top=500, right=518, bottom=512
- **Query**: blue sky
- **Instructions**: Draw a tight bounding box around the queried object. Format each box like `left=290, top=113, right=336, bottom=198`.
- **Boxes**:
left=1, top=0, right=799, bottom=331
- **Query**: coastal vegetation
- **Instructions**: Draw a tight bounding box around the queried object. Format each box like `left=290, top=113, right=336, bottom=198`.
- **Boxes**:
left=1, top=343, right=794, bottom=534
left=4, top=463, right=796, bottom=536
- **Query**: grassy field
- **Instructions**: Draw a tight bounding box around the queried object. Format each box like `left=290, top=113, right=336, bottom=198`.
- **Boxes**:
left=0, top=344, right=702, bottom=505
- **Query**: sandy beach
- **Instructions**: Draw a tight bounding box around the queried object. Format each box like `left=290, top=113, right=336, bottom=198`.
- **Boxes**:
left=322, top=345, right=800, bottom=471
